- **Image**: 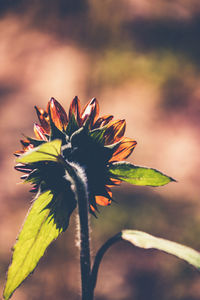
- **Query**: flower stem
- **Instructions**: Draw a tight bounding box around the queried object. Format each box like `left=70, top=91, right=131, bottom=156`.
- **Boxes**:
left=76, top=176, right=91, bottom=300
left=62, top=160, right=91, bottom=300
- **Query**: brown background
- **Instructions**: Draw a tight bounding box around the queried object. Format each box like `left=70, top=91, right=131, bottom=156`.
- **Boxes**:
left=1, top=1, right=200, bottom=299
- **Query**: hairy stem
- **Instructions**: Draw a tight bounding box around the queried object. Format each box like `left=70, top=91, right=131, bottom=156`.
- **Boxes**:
left=76, top=175, right=91, bottom=300
left=63, top=160, right=91, bottom=300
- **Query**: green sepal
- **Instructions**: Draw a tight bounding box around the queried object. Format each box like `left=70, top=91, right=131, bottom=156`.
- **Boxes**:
left=121, top=230, right=200, bottom=270
left=82, top=118, right=91, bottom=131
left=108, top=162, right=175, bottom=186
left=89, top=125, right=108, bottom=144
left=16, top=139, right=62, bottom=164
left=3, top=188, right=76, bottom=300
left=70, top=126, right=87, bottom=146
left=104, top=140, right=121, bottom=153
left=24, top=169, right=41, bottom=185
left=66, top=113, right=79, bottom=136
left=70, top=127, right=114, bottom=163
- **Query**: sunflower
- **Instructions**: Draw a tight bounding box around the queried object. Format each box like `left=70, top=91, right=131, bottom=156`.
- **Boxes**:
left=15, top=97, right=137, bottom=213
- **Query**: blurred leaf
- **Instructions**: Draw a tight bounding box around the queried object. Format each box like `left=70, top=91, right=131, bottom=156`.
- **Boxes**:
left=3, top=189, right=76, bottom=300
left=109, top=162, right=175, bottom=186
left=16, top=139, right=62, bottom=164
left=122, top=230, right=200, bottom=270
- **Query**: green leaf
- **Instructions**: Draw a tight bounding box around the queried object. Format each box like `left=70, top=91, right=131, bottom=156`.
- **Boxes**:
left=109, top=162, right=175, bottom=186
left=16, top=139, right=62, bottom=164
left=3, top=189, right=76, bottom=300
left=121, top=230, right=200, bottom=270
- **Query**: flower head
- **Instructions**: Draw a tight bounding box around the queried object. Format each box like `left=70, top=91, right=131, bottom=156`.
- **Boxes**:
left=15, top=97, right=137, bottom=213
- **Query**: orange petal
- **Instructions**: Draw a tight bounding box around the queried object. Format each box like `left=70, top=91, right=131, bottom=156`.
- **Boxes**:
left=20, top=139, right=34, bottom=152
left=14, top=150, right=25, bottom=156
left=69, top=96, right=81, bottom=125
left=93, top=115, right=113, bottom=128
left=95, top=196, right=112, bottom=206
left=20, top=139, right=31, bottom=148
left=81, top=98, right=99, bottom=126
left=48, top=98, right=68, bottom=131
left=34, top=123, right=48, bottom=141
left=34, top=106, right=50, bottom=133
left=108, top=178, right=121, bottom=186
left=109, top=137, right=137, bottom=162
left=90, top=204, right=96, bottom=212
left=95, top=187, right=112, bottom=206
left=104, top=119, right=126, bottom=144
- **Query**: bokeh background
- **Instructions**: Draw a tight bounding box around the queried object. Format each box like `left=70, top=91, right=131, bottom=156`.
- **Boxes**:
left=1, top=1, right=200, bottom=299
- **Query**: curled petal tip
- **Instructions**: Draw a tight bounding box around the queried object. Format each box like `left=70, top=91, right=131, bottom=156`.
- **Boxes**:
left=34, top=105, right=47, bottom=117
left=49, top=98, right=54, bottom=107
left=34, top=106, right=42, bottom=118
left=49, top=97, right=58, bottom=106
left=34, top=105, right=39, bottom=113
left=71, top=96, right=80, bottom=107
left=49, top=97, right=58, bottom=108
left=72, top=96, right=80, bottom=106
left=91, top=97, right=96, bottom=105
left=119, top=119, right=126, bottom=128
left=81, top=97, right=99, bottom=126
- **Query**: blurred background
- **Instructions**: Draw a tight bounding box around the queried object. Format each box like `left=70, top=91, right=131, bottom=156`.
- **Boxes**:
left=1, top=1, right=200, bottom=299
